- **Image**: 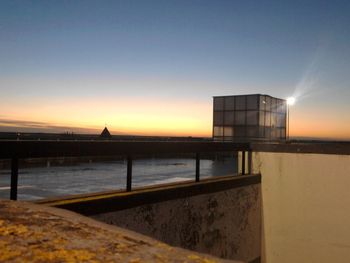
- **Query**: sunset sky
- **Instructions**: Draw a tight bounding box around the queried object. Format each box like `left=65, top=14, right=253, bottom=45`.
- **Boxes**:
left=1, top=0, right=350, bottom=139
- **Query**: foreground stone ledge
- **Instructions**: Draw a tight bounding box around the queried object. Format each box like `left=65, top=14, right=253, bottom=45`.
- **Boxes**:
left=0, top=199, right=239, bottom=263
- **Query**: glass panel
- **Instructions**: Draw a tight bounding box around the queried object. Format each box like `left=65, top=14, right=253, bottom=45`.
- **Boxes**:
left=271, top=113, right=277, bottom=127
left=234, top=127, right=246, bottom=137
left=224, top=111, right=234, bottom=125
left=214, top=97, right=224, bottom=111
left=259, top=95, right=266, bottom=110
left=247, top=127, right=259, bottom=138
left=213, top=126, right=223, bottom=136
left=276, top=99, right=286, bottom=113
left=259, top=127, right=265, bottom=138
left=259, top=111, right=265, bottom=126
left=280, top=128, right=286, bottom=139
left=265, top=112, right=271, bottom=126
left=224, top=97, right=235, bottom=110
left=235, top=96, right=246, bottom=110
left=277, top=114, right=286, bottom=128
left=265, top=96, right=271, bottom=111
left=223, top=136, right=233, bottom=141
left=280, top=101, right=287, bottom=113
left=247, top=95, right=258, bottom=110
left=276, top=128, right=284, bottom=139
left=213, top=112, right=224, bottom=126
left=247, top=111, right=259, bottom=125
left=264, top=127, right=271, bottom=139
left=234, top=111, right=245, bottom=125
left=271, top=98, right=277, bottom=112
left=270, top=128, right=277, bottom=139
left=224, top=127, right=234, bottom=137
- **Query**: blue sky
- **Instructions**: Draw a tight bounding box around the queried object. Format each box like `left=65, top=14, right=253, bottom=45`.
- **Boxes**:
left=1, top=0, right=350, bottom=138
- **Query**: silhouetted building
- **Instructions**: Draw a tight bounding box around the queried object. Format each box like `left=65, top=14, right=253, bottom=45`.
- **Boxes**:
left=213, top=94, right=287, bottom=141
left=100, top=127, right=112, bottom=139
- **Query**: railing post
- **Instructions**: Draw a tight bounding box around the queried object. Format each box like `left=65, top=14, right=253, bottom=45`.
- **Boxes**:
left=126, top=156, right=132, bottom=192
left=195, top=153, right=200, bottom=182
left=10, top=158, right=18, bottom=200
left=248, top=150, right=252, bottom=174
left=241, top=151, right=246, bottom=175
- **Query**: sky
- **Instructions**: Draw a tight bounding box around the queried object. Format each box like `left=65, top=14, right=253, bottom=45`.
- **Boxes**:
left=0, top=0, right=350, bottom=139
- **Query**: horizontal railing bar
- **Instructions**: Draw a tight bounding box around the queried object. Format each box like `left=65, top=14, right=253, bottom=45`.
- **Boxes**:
left=0, top=141, right=251, bottom=159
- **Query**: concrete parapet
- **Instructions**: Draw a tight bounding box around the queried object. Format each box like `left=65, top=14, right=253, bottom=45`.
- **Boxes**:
left=57, top=176, right=261, bottom=262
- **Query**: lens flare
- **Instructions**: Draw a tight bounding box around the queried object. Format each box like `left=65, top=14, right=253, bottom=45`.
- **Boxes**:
left=287, top=97, right=296, bottom=106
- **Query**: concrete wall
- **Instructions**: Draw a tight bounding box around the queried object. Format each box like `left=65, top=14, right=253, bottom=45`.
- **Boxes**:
left=92, top=182, right=261, bottom=263
left=252, top=152, right=350, bottom=263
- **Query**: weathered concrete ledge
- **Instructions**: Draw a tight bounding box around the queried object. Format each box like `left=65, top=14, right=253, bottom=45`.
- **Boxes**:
left=37, top=175, right=261, bottom=216
left=36, top=175, right=261, bottom=262
left=90, top=177, right=261, bottom=263
left=0, top=199, right=240, bottom=262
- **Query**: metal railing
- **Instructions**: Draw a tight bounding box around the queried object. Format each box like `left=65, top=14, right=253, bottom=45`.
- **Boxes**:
left=0, top=141, right=252, bottom=200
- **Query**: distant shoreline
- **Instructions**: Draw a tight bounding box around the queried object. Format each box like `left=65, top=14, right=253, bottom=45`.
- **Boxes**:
left=0, top=131, right=349, bottom=144
left=0, top=131, right=210, bottom=142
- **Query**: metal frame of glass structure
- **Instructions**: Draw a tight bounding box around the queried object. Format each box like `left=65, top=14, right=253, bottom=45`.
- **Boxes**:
left=213, top=94, right=287, bottom=141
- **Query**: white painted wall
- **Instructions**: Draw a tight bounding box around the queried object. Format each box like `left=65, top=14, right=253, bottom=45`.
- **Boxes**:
left=251, top=152, right=350, bottom=263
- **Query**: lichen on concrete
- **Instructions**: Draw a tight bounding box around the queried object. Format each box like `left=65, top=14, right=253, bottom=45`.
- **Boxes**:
left=92, top=184, right=260, bottom=262
left=0, top=200, right=238, bottom=263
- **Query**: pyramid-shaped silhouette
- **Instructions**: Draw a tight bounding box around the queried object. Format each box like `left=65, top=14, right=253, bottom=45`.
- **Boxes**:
left=100, top=127, right=112, bottom=139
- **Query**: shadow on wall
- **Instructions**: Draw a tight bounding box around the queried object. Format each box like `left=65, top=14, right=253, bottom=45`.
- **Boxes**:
left=91, top=179, right=261, bottom=263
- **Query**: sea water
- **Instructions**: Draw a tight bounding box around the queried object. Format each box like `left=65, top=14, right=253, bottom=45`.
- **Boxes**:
left=0, top=157, right=237, bottom=200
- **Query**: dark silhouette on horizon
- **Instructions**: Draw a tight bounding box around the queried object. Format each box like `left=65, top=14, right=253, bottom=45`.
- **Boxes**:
left=100, top=127, right=112, bottom=139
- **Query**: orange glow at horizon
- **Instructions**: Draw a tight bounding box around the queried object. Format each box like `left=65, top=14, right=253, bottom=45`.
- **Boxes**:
left=0, top=97, right=213, bottom=137
left=1, top=96, right=350, bottom=140
left=289, top=108, right=350, bottom=140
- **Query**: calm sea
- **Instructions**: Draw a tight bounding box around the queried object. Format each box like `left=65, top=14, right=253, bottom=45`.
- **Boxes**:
left=0, top=156, right=237, bottom=201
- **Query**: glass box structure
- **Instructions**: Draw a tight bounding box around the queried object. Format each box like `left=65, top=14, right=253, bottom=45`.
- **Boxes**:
left=213, top=94, right=287, bottom=141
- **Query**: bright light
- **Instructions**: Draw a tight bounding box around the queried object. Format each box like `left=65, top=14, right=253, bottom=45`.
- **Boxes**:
left=287, top=97, right=296, bottom=106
